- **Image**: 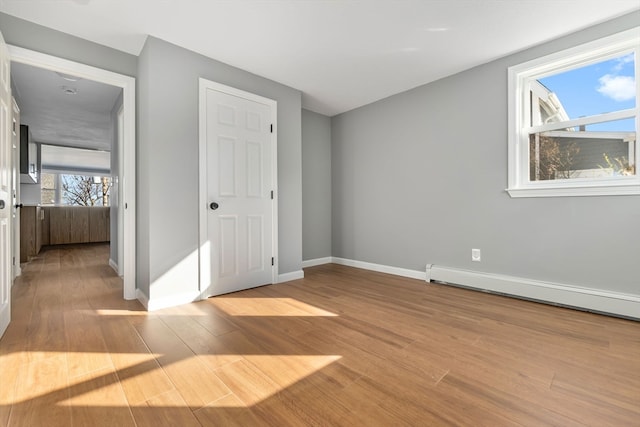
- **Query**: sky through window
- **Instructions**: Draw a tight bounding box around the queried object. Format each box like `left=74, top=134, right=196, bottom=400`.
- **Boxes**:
left=538, top=52, right=636, bottom=131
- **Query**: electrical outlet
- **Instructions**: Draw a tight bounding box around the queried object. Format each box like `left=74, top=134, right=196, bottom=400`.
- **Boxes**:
left=471, top=248, right=481, bottom=262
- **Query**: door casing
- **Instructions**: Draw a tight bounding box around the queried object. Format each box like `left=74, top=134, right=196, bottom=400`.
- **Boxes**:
left=11, top=97, right=20, bottom=280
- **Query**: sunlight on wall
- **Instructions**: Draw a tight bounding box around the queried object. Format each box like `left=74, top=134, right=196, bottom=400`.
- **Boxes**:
left=149, top=249, right=200, bottom=302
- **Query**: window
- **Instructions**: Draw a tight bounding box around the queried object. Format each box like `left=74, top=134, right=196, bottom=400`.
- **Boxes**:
left=507, top=27, right=639, bottom=197
left=40, top=172, right=57, bottom=205
left=40, top=172, right=111, bottom=206
left=39, top=143, right=112, bottom=206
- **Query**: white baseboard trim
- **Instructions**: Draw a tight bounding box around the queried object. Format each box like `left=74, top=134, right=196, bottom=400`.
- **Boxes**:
left=136, top=289, right=201, bottom=312
left=302, top=257, right=333, bottom=268
left=108, top=259, right=120, bottom=276
left=427, top=265, right=640, bottom=320
left=278, top=270, right=305, bottom=283
left=332, top=257, right=426, bottom=280
left=136, top=289, right=149, bottom=310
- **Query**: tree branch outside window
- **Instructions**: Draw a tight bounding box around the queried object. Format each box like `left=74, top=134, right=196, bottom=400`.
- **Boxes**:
left=62, top=175, right=111, bottom=206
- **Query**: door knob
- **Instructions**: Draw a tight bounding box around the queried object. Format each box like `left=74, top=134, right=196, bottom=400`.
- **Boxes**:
left=15, top=203, right=23, bottom=209
left=209, top=202, right=219, bottom=210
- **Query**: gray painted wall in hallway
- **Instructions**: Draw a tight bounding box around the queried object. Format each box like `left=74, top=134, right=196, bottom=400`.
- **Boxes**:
left=331, top=11, right=640, bottom=295
left=302, top=109, right=332, bottom=261
left=0, top=13, right=137, bottom=78
left=137, top=36, right=302, bottom=300
left=136, top=42, right=151, bottom=298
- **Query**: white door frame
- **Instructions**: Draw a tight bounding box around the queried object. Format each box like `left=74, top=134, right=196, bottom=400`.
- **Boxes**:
left=198, top=78, right=278, bottom=296
left=9, top=46, right=137, bottom=300
left=116, top=103, right=124, bottom=276
left=11, top=97, right=20, bottom=280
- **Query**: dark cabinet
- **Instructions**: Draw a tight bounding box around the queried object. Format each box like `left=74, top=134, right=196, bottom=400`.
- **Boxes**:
left=20, top=124, right=39, bottom=184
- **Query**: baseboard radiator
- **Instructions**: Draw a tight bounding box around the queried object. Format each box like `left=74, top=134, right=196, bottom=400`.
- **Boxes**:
left=425, top=264, right=639, bottom=320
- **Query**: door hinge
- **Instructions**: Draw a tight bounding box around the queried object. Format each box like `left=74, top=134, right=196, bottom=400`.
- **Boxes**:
left=270, top=190, right=274, bottom=200
left=12, top=256, right=15, bottom=266
left=270, top=124, right=273, bottom=133
left=271, top=257, right=275, bottom=266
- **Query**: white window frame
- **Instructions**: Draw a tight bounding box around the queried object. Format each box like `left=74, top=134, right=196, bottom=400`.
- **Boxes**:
left=507, top=27, right=640, bottom=198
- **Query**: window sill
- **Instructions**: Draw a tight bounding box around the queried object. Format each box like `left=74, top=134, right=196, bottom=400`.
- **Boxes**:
left=506, top=183, right=640, bottom=198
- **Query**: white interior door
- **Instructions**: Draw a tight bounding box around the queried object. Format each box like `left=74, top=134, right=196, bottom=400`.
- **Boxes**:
left=0, top=30, right=12, bottom=338
left=200, top=81, right=277, bottom=297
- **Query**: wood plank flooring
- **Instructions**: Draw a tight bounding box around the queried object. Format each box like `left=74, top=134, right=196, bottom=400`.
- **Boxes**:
left=1, top=243, right=638, bottom=426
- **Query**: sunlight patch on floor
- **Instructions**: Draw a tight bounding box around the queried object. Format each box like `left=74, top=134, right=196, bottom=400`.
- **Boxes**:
left=6, top=352, right=341, bottom=411
left=59, top=368, right=129, bottom=407
left=210, top=297, right=338, bottom=317
left=94, top=309, right=148, bottom=317
left=213, top=355, right=342, bottom=406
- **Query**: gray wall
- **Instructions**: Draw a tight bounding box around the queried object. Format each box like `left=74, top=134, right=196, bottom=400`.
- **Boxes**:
left=136, top=41, right=151, bottom=298
left=137, top=36, right=302, bottom=300
left=302, top=109, right=332, bottom=261
left=19, top=181, right=40, bottom=205
left=331, top=11, right=640, bottom=295
left=0, top=13, right=137, bottom=78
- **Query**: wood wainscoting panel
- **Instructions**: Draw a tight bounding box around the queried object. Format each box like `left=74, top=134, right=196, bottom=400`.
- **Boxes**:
left=89, top=207, right=110, bottom=242
left=19, top=205, right=36, bottom=261
left=49, top=207, right=108, bottom=245
left=68, top=207, right=89, bottom=244
left=41, top=207, right=50, bottom=246
left=49, top=207, right=71, bottom=245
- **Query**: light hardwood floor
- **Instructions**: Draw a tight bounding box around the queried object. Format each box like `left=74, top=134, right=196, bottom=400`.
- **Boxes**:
left=1, top=244, right=638, bottom=426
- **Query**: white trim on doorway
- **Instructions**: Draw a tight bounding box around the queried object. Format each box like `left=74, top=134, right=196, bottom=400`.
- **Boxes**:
left=8, top=46, right=137, bottom=300
left=116, top=103, right=124, bottom=276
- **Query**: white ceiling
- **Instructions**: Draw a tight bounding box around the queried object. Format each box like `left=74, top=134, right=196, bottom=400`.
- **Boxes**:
left=11, top=62, right=121, bottom=151
left=1, top=1, right=639, bottom=116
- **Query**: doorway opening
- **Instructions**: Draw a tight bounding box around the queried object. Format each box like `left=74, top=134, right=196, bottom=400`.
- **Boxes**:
left=9, top=46, right=136, bottom=300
